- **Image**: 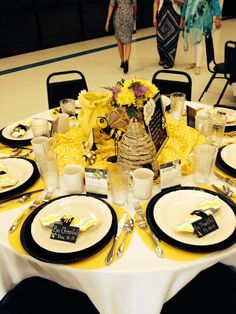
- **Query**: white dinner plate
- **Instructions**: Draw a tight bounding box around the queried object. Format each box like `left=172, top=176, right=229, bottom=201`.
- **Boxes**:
left=2, top=120, right=34, bottom=141
left=0, top=158, right=35, bottom=194
left=152, top=189, right=236, bottom=246
left=31, top=195, right=113, bottom=253
left=220, top=144, right=236, bottom=170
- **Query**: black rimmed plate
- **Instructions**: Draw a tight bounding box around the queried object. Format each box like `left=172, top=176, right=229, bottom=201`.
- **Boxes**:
left=146, top=186, right=236, bottom=253
left=214, top=105, right=236, bottom=132
left=0, top=157, right=39, bottom=200
left=20, top=194, right=117, bottom=264
left=216, top=144, right=236, bottom=178
left=0, top=121, right=34, bottom=147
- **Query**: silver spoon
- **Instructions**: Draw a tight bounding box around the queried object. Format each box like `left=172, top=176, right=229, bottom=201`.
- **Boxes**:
left=116, top=218, right=134, bottom=258
left=0, top=192, right=32, bottom=207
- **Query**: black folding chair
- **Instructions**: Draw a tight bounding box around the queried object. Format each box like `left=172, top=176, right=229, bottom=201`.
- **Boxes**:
left=46, top=70, right=88, bottom=109
left=198, top=33, right=236, bottom=105
left=152, top=69, right=192, bottom=101
left=0, top=277, right=99, bottom=314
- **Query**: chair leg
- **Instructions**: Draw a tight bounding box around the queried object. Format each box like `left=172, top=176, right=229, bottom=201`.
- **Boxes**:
left=198, top=73, right=216, bottom=101
left=215, top=81, right=229, bottom=105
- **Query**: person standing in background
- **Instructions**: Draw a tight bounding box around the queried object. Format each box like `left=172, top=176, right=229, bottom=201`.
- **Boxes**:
left=153, top=0, right=182, bottom=69
left=105, top=0, right=137, bottom=74
left=180, top=0, right=222, bottom=75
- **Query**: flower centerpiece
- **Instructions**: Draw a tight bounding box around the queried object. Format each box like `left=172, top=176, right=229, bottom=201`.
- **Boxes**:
left=110, top=78, right=159, bottom=119
left=108, top=78, right=160, bottom=175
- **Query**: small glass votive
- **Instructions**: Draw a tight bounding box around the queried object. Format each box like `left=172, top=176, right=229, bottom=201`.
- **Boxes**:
left=60, top=98, right=76, bottom=116
left=170, top=92, right=186, bottom=121
left=31, top=118, right=50, bottom=137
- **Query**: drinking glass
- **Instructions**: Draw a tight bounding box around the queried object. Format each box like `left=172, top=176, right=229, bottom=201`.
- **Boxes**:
left=192, top=144, right=217, bottom=184
left=108, top=163, right=129, bottom=206
left=207, top=109, right=227, bottom=147
left=170, top=92, right=185, bottom=120
left=31, top=119, right=50, bottom=137
left=36, top=151, right=59, bottom=191
left=60, top=98, right=76, bottom=116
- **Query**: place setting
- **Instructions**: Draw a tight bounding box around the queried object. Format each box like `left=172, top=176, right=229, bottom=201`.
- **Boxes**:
left=146, top=186, right=236, bottom=254
left=0, top=117, right=52, bottom=147
left=0, top=157, right=40, bottom=201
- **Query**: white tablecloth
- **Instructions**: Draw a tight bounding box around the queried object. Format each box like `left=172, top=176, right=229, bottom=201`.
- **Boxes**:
left=0, top=111, right=236, bottom=314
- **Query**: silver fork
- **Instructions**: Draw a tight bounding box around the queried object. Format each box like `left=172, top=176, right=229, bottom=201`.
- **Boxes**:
left=8, top=190, right=52, bottom=233
left=133, top=201, right=162, bottom=244
left=135, top=214, right=164, bottom=258
left=223, top=185, right=234, bottom=197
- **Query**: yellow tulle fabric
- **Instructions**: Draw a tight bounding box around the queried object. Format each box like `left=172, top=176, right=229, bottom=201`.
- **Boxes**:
left=53, top=114, right=206, bottom=175
left=157, top=115, right=206, bottom=174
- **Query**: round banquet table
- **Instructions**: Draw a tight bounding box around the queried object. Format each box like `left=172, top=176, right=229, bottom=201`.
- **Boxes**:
left=0, top=109, right=236, bottom=314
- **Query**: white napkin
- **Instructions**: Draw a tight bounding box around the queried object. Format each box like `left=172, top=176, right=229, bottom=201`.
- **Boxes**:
left=175, top=196, right=221, bottom=233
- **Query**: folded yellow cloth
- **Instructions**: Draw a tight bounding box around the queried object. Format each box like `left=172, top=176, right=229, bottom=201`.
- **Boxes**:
left=8, top=204, right=131, bottom=270
left=78, top=91, right=112, bottom=139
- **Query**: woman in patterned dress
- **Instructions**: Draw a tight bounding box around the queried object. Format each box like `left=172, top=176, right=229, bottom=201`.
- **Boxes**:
left=105, top=0, right=137, bottom=73
left=180, top=0, right=222, bottom=75
left=153, top=0, right=182, bottom=69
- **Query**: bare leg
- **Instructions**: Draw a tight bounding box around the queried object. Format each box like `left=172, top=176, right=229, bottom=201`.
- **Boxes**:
left=117, top=40, right=124, bottom=62
left=124, top=43, right=132, bottom=61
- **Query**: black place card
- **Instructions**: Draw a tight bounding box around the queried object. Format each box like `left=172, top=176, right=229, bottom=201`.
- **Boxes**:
left=144, top=92, right=168, bottom=156
left=192, top=214, right=219, bottom=238
left=50, top=223, right=79, bottom=243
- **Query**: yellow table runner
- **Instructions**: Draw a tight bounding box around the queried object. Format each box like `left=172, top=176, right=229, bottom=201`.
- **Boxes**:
left=8, top=202, right=131, bottom=270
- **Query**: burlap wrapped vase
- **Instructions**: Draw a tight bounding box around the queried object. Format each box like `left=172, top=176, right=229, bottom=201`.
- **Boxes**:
left=118, top=111, right=159, bottom=177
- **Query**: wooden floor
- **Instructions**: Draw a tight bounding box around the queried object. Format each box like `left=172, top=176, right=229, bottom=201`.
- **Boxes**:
left=1, top=18, right=236, bottom=129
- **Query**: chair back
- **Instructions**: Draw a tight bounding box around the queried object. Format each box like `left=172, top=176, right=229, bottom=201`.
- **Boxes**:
left=205, top=32, right=216, bottom=72
left=224, top=40, right=236, bottom=82
left=152, top=70, right=192, bottom=101
left=46, top=70, right=88, bottom=109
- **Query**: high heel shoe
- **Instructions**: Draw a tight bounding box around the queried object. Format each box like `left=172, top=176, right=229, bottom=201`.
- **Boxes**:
left=120, top=61, right=125, bottom=68
left=124, top=60, right=129, bottom=73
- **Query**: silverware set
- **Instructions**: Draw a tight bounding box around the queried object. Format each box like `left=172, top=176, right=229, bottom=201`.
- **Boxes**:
left=0, top=145, right=32, bottom=158
left=211, top=184, right=235, bottom=204
left=8, top=190, right=53, bottom=234
left=214, top=171, right=236, bottom=187
left=0, top=189, right=44, bottom=207
left=133, top=201, right=164, bottom=258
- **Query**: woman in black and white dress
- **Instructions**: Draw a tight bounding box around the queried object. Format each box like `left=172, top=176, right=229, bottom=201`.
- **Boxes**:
left=153, top=0, right=182, bottom=69
left=105, top=0, right=137, bottom=73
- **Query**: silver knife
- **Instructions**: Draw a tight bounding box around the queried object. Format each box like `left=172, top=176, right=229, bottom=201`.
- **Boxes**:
left=105, top=213, right=127, bottom=265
